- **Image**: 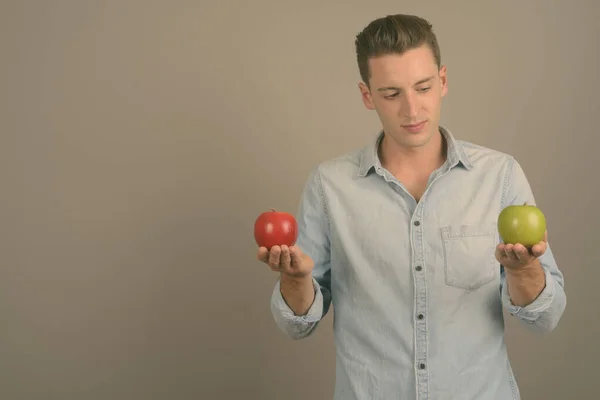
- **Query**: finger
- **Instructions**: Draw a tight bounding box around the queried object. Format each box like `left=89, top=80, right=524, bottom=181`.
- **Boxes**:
left=530, top=248, right=543, bottom=258
left=513, top=244, right=530, bottom=262
left=268, top=246, right=281, bottom=268
left=531, top=241, right=547, bottom=258
left=504, top=244, right=519, bottom=261
left=268, top=264, right=282, bottom=272
left=289, top=246, right=303, bottom=268
left=280, top=245, right=291, bottom=270
left=495, top=244, right=508, bottom=261
left=257, top=247, right=269, bottom=262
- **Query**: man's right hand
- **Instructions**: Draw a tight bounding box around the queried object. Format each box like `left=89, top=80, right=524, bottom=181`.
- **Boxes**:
left=257, top=244, right=314, bottom=279
left=257, top=244, right=316, bottom=316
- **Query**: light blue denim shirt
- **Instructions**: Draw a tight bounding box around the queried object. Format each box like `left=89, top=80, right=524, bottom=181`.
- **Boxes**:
left=270, top=126, right=566, bottom=400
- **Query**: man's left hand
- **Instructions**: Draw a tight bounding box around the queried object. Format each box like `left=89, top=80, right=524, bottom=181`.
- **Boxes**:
left=495, top=230, right=548, bottom=271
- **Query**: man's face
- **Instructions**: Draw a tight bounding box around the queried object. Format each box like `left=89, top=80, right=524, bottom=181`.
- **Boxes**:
left=359, top=45, right=448, bottom=149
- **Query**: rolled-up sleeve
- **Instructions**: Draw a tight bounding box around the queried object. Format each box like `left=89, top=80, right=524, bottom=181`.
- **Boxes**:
left=270, top=277, right=324, bottom=339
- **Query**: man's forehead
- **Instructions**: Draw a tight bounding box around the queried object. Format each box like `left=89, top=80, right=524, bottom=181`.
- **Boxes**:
left=367, top=54, right=438, bottom=87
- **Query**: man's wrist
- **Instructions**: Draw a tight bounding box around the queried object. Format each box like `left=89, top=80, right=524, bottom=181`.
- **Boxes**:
left=504, top=260, right=546, bottom=307
left=279, top=273, right=316, bottom=316
left=280, top=272, right=313, bottom=286
left=505, top=259, right=544, bottom=279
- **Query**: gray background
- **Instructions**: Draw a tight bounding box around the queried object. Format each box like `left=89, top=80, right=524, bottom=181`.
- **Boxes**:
left=2, top=0, right=598, bottom=399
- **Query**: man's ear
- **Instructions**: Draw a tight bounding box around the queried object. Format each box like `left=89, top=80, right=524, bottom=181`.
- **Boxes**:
left=358, top=82, right=375, bottom=110
left=439, top=65, right=448, bottom=97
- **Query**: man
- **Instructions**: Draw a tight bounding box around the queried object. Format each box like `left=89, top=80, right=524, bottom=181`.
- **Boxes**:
left=257, top=13, right=566, bottom=400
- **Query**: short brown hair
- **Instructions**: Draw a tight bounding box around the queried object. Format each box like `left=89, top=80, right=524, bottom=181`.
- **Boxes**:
left=354, top=14, right=441, bottom=86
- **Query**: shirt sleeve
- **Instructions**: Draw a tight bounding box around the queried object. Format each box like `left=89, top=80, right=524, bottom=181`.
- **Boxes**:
left=270, top=276, right=324, bottom=339
left=499, top=158, right=567, bottom=334
left=270, top=165, right=333, bottom=339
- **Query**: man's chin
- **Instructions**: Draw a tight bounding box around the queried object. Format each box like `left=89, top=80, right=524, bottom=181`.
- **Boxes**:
left=397, top=130, right=432, bottom=147
left=383, top=127, right=435, bottom=149
left=396, top=128, right=432, bottom=143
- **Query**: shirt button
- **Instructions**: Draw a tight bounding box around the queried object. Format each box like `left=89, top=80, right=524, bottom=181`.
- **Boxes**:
left=414, top=220, right=420, bottom=226
left=415, top=265, right=422, bottom=271
left=419, top=363, right=426, bottom=370
left=417, top=314, right=424, bottom=320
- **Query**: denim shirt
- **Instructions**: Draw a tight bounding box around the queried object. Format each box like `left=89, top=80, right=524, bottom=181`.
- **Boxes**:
left=270, top=126, right=566, bottom=400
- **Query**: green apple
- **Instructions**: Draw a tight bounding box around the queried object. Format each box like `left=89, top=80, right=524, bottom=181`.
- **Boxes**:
left=497, top=202, right=546, bottom=246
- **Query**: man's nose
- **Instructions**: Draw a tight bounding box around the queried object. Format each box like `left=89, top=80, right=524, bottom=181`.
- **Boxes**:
left=403, top=93, right=419, bottom=119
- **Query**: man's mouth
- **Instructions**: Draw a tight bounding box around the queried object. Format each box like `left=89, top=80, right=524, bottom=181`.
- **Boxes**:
left=401, top=121, right=427, bottom=132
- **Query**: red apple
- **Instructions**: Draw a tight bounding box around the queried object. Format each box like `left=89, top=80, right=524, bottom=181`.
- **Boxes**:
left=254, top=208, right=298, bottom=249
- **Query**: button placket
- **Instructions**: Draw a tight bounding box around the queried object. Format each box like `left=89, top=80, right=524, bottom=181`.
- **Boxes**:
left=412, top=206, right=429, bottom=397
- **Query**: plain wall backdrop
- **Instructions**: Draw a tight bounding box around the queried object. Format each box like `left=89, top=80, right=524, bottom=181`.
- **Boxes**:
left=2, top=1, right=599, bottom=399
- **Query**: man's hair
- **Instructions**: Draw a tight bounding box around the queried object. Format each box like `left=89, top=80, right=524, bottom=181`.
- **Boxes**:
left=354, top=14, right=441, bottom=86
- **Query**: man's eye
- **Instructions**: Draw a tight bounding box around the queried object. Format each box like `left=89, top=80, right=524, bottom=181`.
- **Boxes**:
left=384, top=93, right=399, bottom=99
left=417, top=87, right=431, bottom=93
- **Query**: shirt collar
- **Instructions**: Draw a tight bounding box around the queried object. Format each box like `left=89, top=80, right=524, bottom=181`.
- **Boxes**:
left=357, top=125, right=473, bottom=177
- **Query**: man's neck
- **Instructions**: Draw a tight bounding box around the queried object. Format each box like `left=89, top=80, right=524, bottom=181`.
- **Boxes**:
left=378, top=129, right=447, bottom=177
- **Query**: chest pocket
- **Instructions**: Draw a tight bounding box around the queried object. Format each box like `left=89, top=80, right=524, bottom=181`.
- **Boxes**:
left=440, top=223, right=499, bottom=291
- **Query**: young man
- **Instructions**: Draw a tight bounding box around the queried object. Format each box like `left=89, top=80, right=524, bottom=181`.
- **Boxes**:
left=257, top=13, right=566, bottom=400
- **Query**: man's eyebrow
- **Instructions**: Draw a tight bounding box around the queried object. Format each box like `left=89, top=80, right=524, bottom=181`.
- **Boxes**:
left=377, top=76, right=435, bottom=91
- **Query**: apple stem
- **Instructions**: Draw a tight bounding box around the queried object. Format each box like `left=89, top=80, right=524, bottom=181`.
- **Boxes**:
left=523, top=202, right=527, bottom=206
left=269, top=208, right=276, bottom=212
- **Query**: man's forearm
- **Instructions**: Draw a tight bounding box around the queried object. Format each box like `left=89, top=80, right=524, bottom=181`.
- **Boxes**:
left=279, top=274, right=316, bottom=316
left=505, top=260, right=546, bottom=307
